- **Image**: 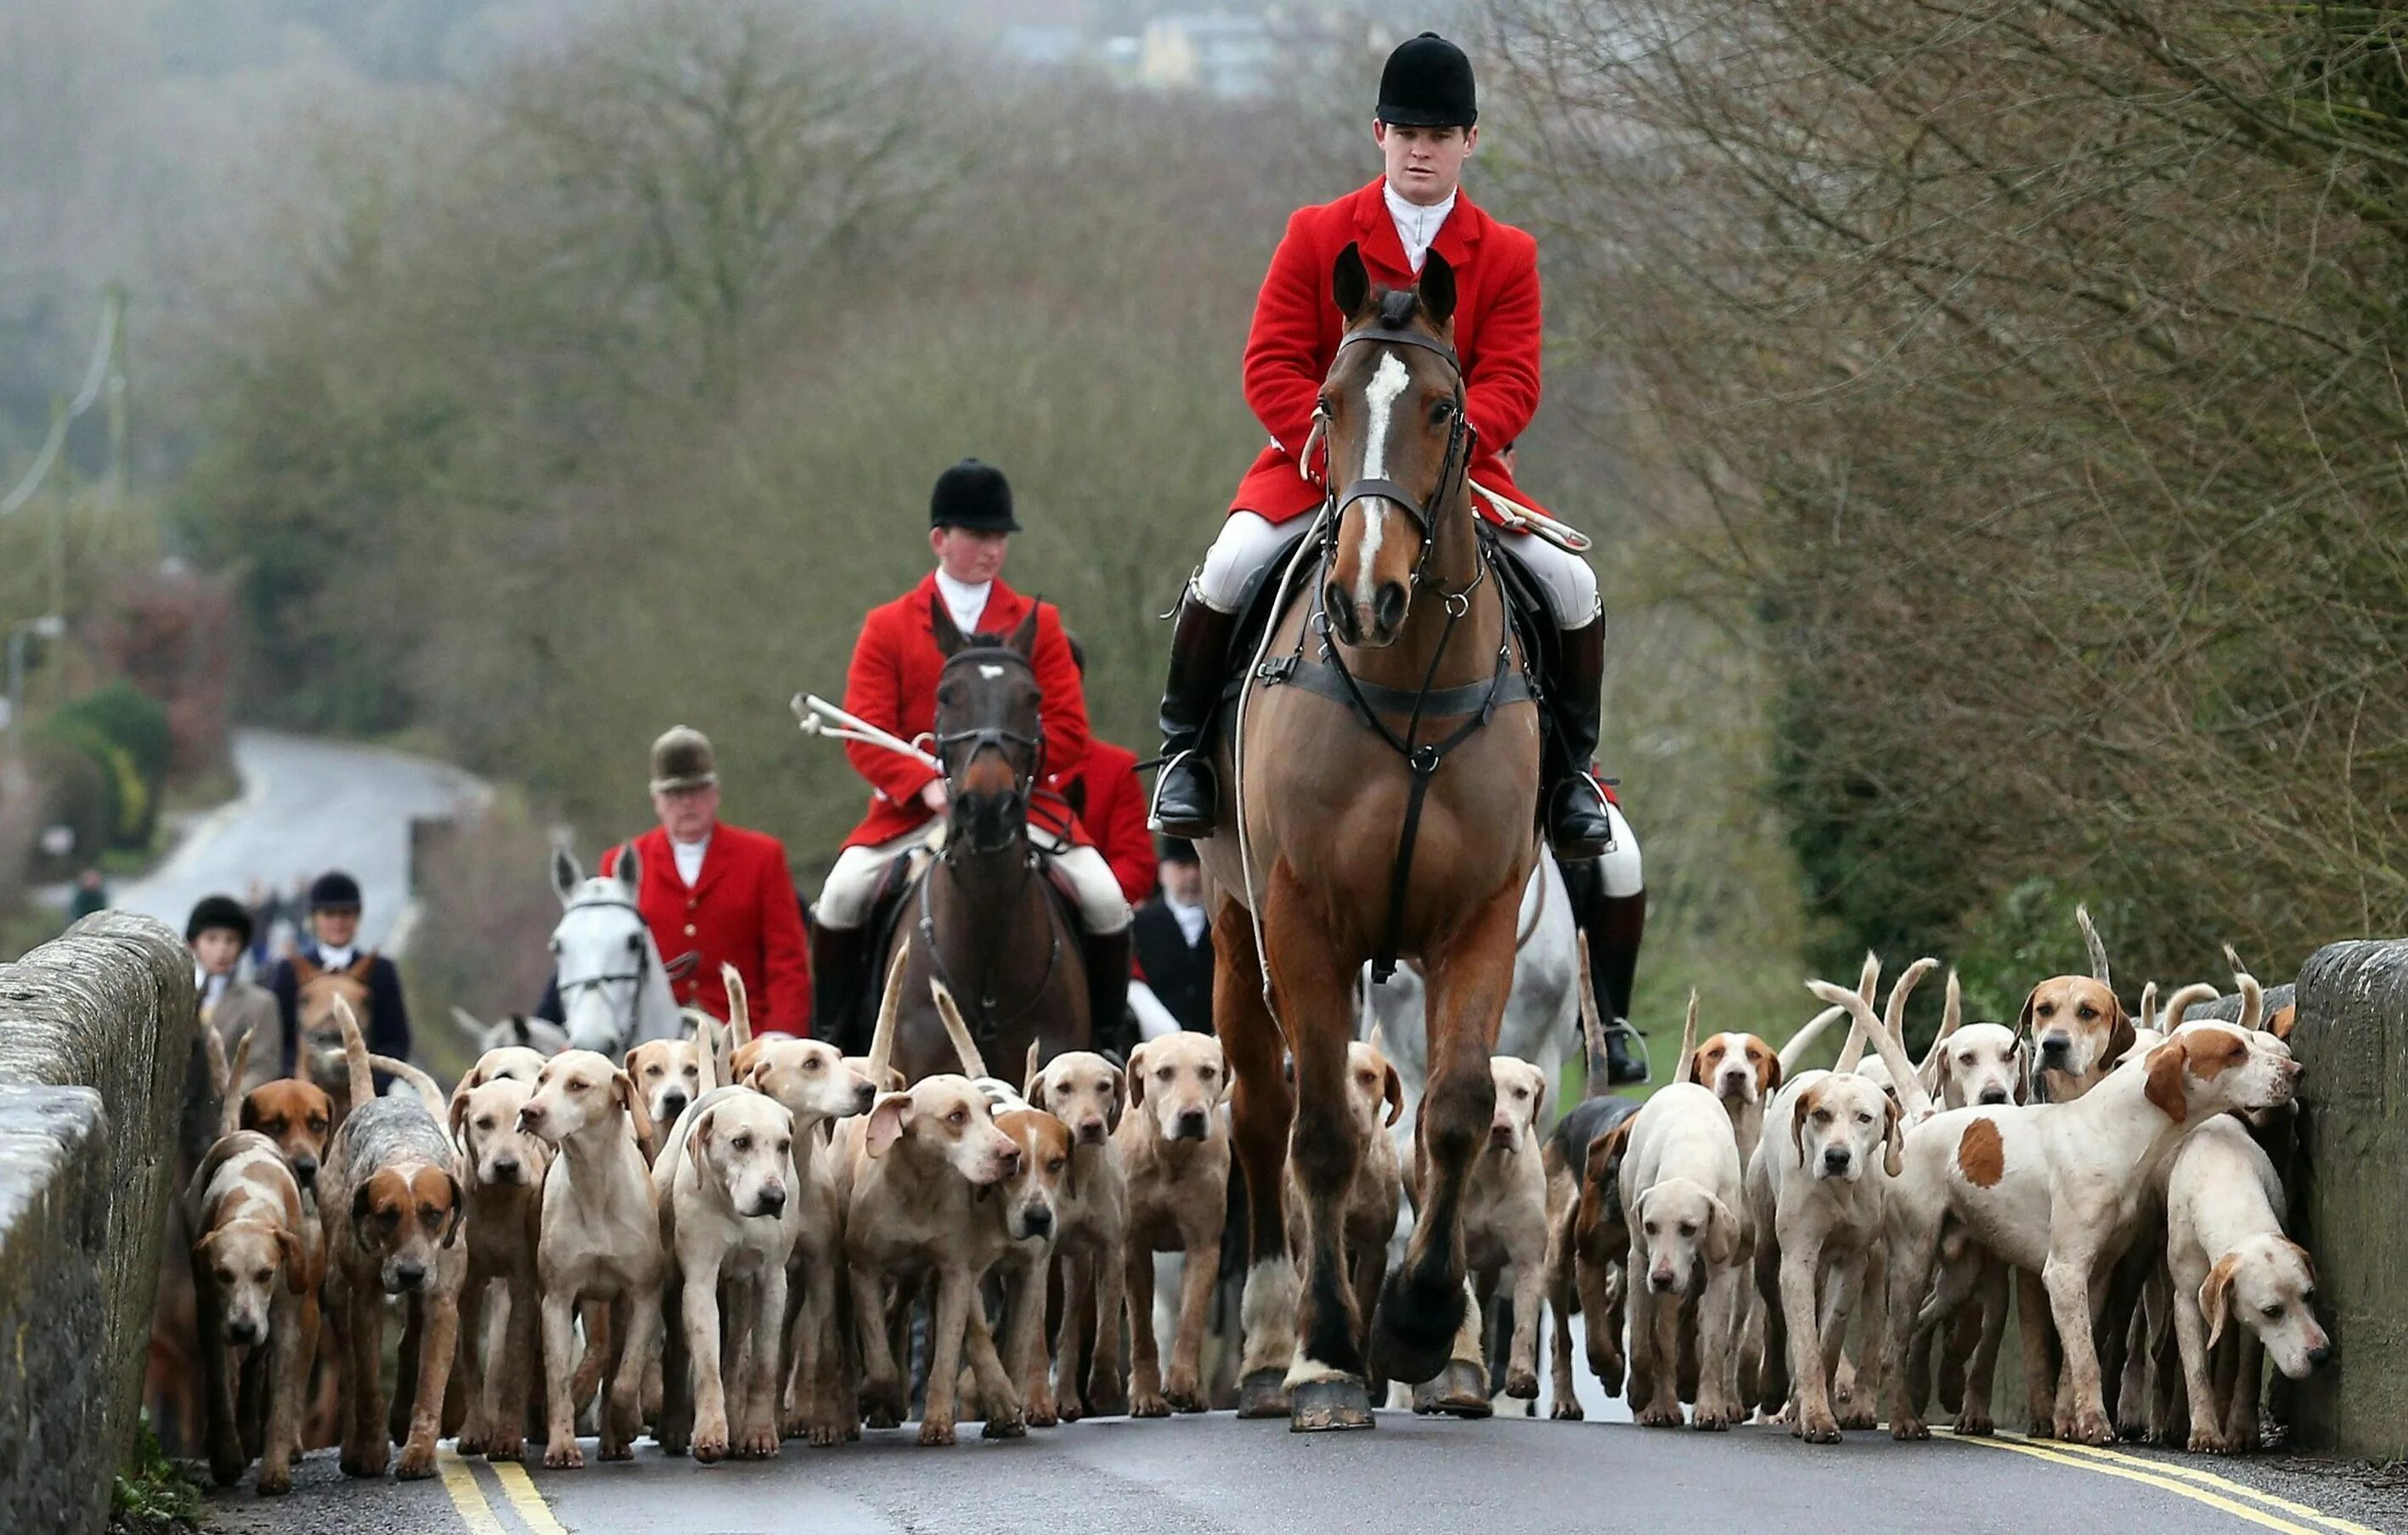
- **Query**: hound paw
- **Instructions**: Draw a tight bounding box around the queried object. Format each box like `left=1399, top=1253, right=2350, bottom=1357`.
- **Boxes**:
left=1835, top=1403, right=1878, bottom=1431
left=736, top=1427, right=779, bottom=1460
left=1691, top=1403, right=1736, bottom=1433
left=2067, top=1410, right=2114, bottom=1448
left=454, top=1429, right=488, bottom=1458
left=1892, top=1415, right=1931, bottom=1442
left=691, top=1426, right=729, bottom=1464
left=916, top=1419, right=958, bottom=1447
left=256, top=1464, right=293, bottom=1497
left=1636, top=1403, right=1685, bottom=1428
left=1954, top=1408, right=1995, bottom=1438
left=1164, top=1382, right=1209, bottom=1415
left=211, top=1455, right=246, bottom=1488
left=981, top=1411, right=1027, bottom=1440
left=1550, top=1397, right=1585, bottom=1421
left=396, top=1441, right=438, bottom=1481
left=1506, top=1367, right=1540, bottom=1401
left=598, top=1435, right=634, bottom=1462
left=544, top=1438, right=584, bottom=1470
left=1131, top=1389, right=1171, bottom=1419
left=1797, top=1409, right=1841, bottom=1444
left=1054, top=1392, right=1086, bottom=1423
left=806, top=1418, right=848, bottom=1449
left=1025, top=1395, right=1059, bottom=1430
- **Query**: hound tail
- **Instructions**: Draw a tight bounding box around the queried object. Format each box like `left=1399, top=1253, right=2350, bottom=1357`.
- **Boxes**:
left=929, top=979, right=990, bottom=1081
left=865, top=944, right=911, bottom=1086
left=1576, top=932, right=1611, bottom=1097
left=369, top=1055, right=446, bottom=1114
left=1833, top=951, right=1884, bottom=1072
left=2159, top=982, right=2221, bottom=1032
left=1776, top=1006, right=1849, bottom=1075
left=211, top=1023, right=257, bottom=1137
left=2078, top=904, right=2112, bottom=988
left=334, top=996, right=375, bottom=1109
left=2223, top=945, right=2264, bottom=1033
left=720, top=963, right=753, bottom=1049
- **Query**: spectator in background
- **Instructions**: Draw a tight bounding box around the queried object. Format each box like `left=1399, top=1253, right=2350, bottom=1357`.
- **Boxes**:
left=68, top=867, right=107, bottom=920
left=1130, top=836, right=1213, bottom=1039
left=1062, top=633, right=1159, bottom=908
left=269, top=871, right=411, bottom=1076
left=188, top=894, right=278, bottom=1095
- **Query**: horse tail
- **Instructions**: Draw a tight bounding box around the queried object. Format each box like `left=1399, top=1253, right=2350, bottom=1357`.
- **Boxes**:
left=928, top=979, right=989, bottom=1080
left=865, top=944, right=911, bottom=1085
left=335, top=995, right=375, bottom=1110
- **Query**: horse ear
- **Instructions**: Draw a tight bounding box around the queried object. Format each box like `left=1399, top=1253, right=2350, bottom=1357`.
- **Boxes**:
left=1008, top=603, right=1041, bottom=662
left=1333, top=241, right=1373, bottom=322
left=615, top=842, right=642, bottom=896
left=930, top=592, right=968, bottom=658
left=1418, top=248, right=1458, bottom=326
left=551, top=847, right=582, bottom=903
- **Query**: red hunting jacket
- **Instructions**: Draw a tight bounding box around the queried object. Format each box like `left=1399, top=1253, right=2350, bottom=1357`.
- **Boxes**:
left=1069, top=736, right=1158, bottom=906
left=841, top=573, right=1091, bottom=849
left=1232, top=177, right=1547, bottom=526
left=601, top=823, right=811, bottom=1036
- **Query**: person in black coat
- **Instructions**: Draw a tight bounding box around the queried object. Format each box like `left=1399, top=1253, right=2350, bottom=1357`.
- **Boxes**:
left=268, top=871, right=409, bottom=1086
left=1129, top=837, right=1215, bottom=1037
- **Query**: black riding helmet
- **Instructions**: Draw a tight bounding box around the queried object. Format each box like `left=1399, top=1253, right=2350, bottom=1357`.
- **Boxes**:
left=1378, top=32, right=1477, bottom=128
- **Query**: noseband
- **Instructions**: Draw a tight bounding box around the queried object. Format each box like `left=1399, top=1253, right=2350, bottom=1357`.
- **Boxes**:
left=933, top=646, right=1046, bottom=860
left=1314, top=324, right=1475, bottom=597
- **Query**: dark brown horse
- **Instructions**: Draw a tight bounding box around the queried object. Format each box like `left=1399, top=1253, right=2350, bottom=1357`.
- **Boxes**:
left=1198, top=244, right=1542, bottom=1430
left=881, top=603, right=1090, bottom=1083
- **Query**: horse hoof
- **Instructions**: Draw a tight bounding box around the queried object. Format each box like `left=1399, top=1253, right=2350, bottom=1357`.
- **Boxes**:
left=1435, top=1361, right=1494, bottom=1419
left=1237, top=1369, right=1291, bottom=1419
left=1289, top=1379, right=1375, bottom=1433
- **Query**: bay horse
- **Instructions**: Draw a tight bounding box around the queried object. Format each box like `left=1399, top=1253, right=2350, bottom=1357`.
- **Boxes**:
left=880, top=601, right=1089, bottom=1084
left=1196, top=243, right=1542, bottom=1431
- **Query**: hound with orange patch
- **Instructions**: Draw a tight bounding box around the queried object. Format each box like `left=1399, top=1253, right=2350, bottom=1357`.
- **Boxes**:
left=316, top=1000, right=465, bottom=1481
left=1881, top=1020, right=2304, bottom=1444
left=186, top=1128, right=319, bottom=1493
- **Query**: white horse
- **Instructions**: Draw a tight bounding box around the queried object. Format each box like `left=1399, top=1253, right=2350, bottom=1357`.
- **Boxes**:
left=548, top=844, right=685, bottom=1057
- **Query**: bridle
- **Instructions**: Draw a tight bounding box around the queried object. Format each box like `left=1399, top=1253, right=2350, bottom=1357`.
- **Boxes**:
left=553, top=888, right=651, bottom=1050
left=1310, top=323, right=1480, bottom=602
left=931, top=645, right=1047, bottom=861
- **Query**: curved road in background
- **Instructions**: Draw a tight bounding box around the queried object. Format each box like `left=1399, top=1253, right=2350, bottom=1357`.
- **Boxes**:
left=112, top=729, right=488, bottom=953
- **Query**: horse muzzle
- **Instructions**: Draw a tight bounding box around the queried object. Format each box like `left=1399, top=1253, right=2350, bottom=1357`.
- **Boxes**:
left=1322, top=577, right=1410, bottom=649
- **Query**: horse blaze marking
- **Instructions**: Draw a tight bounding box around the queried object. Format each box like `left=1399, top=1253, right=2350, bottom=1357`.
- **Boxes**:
left=1355, top=351, right=1412, bottom=609
left=1958, top=1117, right=2005, bottom=1188
left=978, top=664, right=1006, bottom=680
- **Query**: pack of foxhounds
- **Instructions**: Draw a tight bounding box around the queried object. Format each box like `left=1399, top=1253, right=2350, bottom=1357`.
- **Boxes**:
left=183, top=906, right=2318, bottom=1494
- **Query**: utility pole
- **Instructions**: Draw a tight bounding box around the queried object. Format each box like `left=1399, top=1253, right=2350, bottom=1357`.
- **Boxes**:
left=102, top=284, right=128, bottom=505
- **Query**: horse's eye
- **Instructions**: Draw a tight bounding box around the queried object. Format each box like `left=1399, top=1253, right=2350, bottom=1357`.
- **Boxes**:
left=626, top=934, right=642, bottom=952
left=938, top=685, right=957, bottom=706
left=1429, top=399, right=1452, bottom=425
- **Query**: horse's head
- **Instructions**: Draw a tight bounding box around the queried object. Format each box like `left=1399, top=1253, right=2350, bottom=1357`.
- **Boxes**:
left=548, top=844, right=655, bottom=1056
left=1317, top=241, right=1468, bottom=650
left=930, top=599, right=1045, bottom=857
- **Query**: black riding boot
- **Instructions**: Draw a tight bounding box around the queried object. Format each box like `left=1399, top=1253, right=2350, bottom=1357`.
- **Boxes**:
left=1150, top=591, right=1240, bottom=839
left=1544, top=614, right=1613, bottom=858
left=1561, top=855, right=1651, bottom=1086
left=809, top=920, right=873, bottom=1052
left=1084, top=926, right=1134, bottom=1059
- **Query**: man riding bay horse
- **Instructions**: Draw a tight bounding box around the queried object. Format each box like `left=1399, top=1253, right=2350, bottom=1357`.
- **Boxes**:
left=1149, top=32, right=1648, bottom=1081
left=809, top=459, right=1134, bottom=1051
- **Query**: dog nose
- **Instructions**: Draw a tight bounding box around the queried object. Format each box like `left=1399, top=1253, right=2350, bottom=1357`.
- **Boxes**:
left=2309, top=1342, right=2332, bottom=1368
left=1978, top=1086, right=2009, bottom=1105
left=660, top=1092, right=688, bottom=1120
left=516, top=1106, right=544, bottom=1131
left=754, top=1185, right=787, bottom=1217
left=1822, top=1146, right=1852, bottom=1174
left=854, top=1082, right=877, bottom=1108
left=1024, top=1205, right=1053, bottom=1237
left=291, top=1156, right=318, bottom=1187
left=1079, top=1120, right=1106, bottom=1145
left=228, top=1318, right=261, bottom=1346
left=1650, top=1270, right=1676, bottom=1294
left=392, top=1261, right=427, bottom=1291
left=1175, top=1110, right=1208, bottom=1140
left=1490, top=1122, right=1516, bottom=1148
left=491, top=1157, right=522, bottom=1184
left=2039, top=1034, right=2072, bottom=1058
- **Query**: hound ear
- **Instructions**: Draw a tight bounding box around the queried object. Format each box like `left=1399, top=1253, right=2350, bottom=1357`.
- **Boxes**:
left=2201, top=1254, right=2239, bottom=1347
left=1790, top=1091, right=1814, bottom=1163
left=277, top=1228, right=308, bottom=1293
left=2101, top=998, right=2137, bottom=1071
left=1528, top=1067, right=1550, bottom=1131
left=1681, top=1047, right=1706, bottom=1087
left=930, top=592, right=968, bottom=658
left=1418, top=247, right=1458, bottom=326
left=448, top=1084, right=472, bottom=1148
left=2011, top=1041, right=2031, bottom=1105
left=688, top=1108, right=715, bottom=1177
left=1759, top=1045, right=1785, bottom=1096
left=351, top=1182, right=374, bottom=1224
left=2143, top=1040, right=2188, bottom=1124
left=1383, top=1063, right=1405, bottom=1128
left=1106, top=1066, right=1126, bottom=1132
left=1334, top=241, right=1373, bottom=322
left=1125, top=1044, right=1149, bottom=1107
left=441, top=1173, right=465, bottom=1248
left=1883, top=1098, right=1905, bottom=1179
left=551, top=847, right=583, bottom=902
left=2015, top=988, right=2040, bottom=1041
left=866, top=1092, right=913, bottom=1157
left=1704, top=1195, right=1739, bottom=1267
left=612, top=1069, right=654, bottom=1143
left=1023, top=1041, right=1043, bottom=1106
left=1007, top=603, right=1042, bottom=662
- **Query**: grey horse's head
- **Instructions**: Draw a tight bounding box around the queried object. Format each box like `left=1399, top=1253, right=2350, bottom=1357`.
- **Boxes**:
left=549, top=844, right=657, bottom=1058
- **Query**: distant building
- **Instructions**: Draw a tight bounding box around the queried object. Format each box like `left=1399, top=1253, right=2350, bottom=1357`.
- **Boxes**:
left=1136, top=14, right=1276, bottom=99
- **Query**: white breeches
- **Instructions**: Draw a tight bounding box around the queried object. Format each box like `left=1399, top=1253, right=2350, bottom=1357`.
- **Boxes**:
left=1599, top=801, right=1643, bottom=898
left=1194, top=510, right=1601, bottom=626
left=815, top=828, right=1131, bottom=934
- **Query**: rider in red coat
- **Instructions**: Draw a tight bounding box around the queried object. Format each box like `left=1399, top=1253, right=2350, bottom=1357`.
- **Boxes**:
left=810, top=460, right=1134, bottom=1048
left=1148, top=33, right=1647, bottom=1082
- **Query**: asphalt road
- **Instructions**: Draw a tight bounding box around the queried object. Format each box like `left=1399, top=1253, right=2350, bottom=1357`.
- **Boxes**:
left=203, top=1411, right=2408, bottom=1535
left=111, top=729, right=487, bottom=953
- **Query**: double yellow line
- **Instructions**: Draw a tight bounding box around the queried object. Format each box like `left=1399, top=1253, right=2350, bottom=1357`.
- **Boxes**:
left=1946, top=1429, right=2379, bottom=1535
left=437, top=1448, right=572, bottom=1535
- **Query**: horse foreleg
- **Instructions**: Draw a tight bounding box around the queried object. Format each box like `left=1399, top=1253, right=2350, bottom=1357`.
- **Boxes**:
left=1373, top=877, right=1520, bottom=1390
left=1261, top=878, right=1372, bottom=1431
left=1214, top=901, right=1298, bottom=1420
